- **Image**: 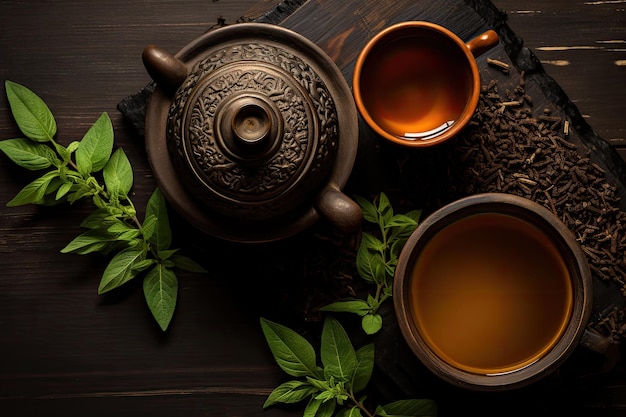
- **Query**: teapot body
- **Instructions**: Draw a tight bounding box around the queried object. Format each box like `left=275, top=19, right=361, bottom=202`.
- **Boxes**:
left=143, top=23, right=361, bottom=242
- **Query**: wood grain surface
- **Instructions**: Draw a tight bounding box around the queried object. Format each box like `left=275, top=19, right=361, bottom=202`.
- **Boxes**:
left=494, top=0, right=626, bottom=154
left=0, top=1, right=625, bottom=416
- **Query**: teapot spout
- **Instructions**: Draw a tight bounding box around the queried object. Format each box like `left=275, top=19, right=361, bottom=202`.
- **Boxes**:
left=142, top=45, right=188, bottom=93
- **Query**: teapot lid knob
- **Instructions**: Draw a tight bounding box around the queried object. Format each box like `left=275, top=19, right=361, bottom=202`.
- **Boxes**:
left=218, top=95, right=283, bottom=165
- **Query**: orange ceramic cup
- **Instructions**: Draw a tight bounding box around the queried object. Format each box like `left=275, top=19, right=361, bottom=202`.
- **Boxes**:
left=353, top=21, right=499, bottom=147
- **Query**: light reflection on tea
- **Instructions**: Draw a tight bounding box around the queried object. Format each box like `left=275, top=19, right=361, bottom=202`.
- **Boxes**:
left=410, top=212, right=573, bottom=375
left=359, top=34, right=472, bottom=139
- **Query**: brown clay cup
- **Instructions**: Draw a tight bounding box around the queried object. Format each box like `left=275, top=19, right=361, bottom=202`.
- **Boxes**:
left=353, top=21, right=499, bottom=147
left=393, top=193, right=611, bottom=390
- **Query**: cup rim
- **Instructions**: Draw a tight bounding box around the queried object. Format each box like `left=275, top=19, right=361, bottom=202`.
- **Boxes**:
left=393, top=193, right=593, bottom=390
left=352, top=21, right=481, bottom=148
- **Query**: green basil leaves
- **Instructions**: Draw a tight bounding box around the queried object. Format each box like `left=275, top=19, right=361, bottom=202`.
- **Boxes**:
left=321, top=193, right=421, bottom=334
left=0, top=81, right=205, bottom=331
left=261, top=317, right=436, bottom=417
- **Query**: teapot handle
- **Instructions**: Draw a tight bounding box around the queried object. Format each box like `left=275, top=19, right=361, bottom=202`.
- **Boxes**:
left=315, top=185, right=363, bottom=234
left=142, top=45, right=188, bottom=93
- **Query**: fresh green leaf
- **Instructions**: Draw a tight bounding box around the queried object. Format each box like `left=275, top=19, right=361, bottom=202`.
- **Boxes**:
left=319, top=300, right=371, bottom=317
left=356, top=244, right=386, bottom=285
left=375, top=399, right=437, bottom=417
left=132, top=258, right=156, bottom=272
left=306, top=377, right=330, bottom=392
left=66, top=140, right=80, bottom=154
left=352, top=344, right=375, bottom=394
left=304, top=397, right=336, bottom=417
left=55, top=181, right=73, bottom=201
left=5, top=80, right=57, bottom=142
left=336, top=407, right=363, bottom=417
left=0, top=138, right=58, bottom=170
left=107, top=220, right=136, bottom=235
left=387, top=214, right=417, bottom=229
left=98, top=248, right=146, bottom=294
left=146, top=188, right=172, bottom=251
left=67, top=183, right=93, bottom=204
left=7, top=170, right=59, bottom=206
left=141, top=214, right=157, bottom=241
left=355, top=195, right=378, bottom=224
left=156, top=248, right=179, bottom=261
left=143, top=263, right=177, bottom=331
left=361, top=232, right=386, bottom=253
left=263, top=380, right=317, bottom=408
left=60, top=229, right=118, bottom=255
left=75, top=112, right=113, bottom=175
left=321, top=317, right=358, bottom=382
left=171, top=254, right=207, bottom=273
left=80, top=208, right=117, bottom=229
left=103, top=147, right=133, bottom=198
left=376, top=193, right=393, bottom=226
left=260, top=318, right=318, bottom=378
left=361, top=313, right=383, bottom=335
left=404, top=209, right=422, bottom=224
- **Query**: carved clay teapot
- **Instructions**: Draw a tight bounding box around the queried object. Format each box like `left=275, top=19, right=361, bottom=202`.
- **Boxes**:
left=142, top=23, right=362, bottom=242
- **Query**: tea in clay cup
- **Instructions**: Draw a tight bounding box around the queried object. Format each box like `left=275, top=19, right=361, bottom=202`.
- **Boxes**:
left=352, top=21, right=499, bottom=147
left=393, top=193, right=611, bottom=390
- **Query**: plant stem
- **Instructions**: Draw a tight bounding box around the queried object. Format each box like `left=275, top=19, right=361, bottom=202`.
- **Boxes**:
left=349, top=393, right=375, bottom=417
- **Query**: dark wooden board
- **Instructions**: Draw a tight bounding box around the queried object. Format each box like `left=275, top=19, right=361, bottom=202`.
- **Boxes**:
left=1, top=0, right=625, bottom=416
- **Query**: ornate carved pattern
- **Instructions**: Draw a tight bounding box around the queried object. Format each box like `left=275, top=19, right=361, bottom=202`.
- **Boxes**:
left=166, top=42, right=339, bottom=214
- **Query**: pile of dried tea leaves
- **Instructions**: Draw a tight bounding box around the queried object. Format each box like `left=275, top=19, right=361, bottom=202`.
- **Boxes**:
left=448, top=75, right=626, bottom=344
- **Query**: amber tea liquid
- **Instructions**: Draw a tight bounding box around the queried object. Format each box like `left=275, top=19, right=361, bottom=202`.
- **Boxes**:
left=360, top=34, right=472, bottom=139
left=410, top=213, right=573, bottom=374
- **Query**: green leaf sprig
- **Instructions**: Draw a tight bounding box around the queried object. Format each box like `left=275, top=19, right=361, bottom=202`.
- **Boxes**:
left=0, top=80, right=206, bottom=331
left=320, top=193, right=421, bottom=334
left=261, top=317, right=436, bottom=417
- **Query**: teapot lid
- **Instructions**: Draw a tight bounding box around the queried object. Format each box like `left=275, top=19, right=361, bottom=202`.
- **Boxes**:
left=143, top=23, right=359, bottom=242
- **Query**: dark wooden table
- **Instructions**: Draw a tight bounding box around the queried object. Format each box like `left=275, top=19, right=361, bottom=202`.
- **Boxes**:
left=1, top=1, right=625, bottom=416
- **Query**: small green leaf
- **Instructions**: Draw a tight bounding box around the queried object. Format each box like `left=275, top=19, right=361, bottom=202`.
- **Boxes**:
left=388, top=214, right=417, bottom=230
left=375, top=399, right=438, bottom=417
left=320, top=316, right=358, bottom=382
left=336, top=407, right=363, bottom=417
left=107, top=220, right=136, bottom=235
left=356, top=244, right=386, bottom=285
left=146, top=188, right=172, bottom=251
left=80, top=208, right=117, bottom=229
left=55, top=181, right=73, bottom=201
left=0, top=138, right=58, bottom=170
left=260, top=318, right=318, bottom=378
left=319, top=300, right=372, bottom=317
left=263, top=380, right=317, bottom=408
left=405, top=209, right=422, bottom=224
left=7, top=170, right=59, bottom=206
left=143, top=263, right=178, bottom=331
left=66, top=183, right=93, bottom=204
left=354, top=195, right=378, bottom=224
left=352, top=344, right=375, bottom=394
left=103, top=147, right=133, bottom=198
left=304, top=397, right=336, bottom=417
left=361, top=232, right=385, bottom=253
left=171, top=254, right=207, bottom=273
left=361, top=313, right=383, bottom=335
left=75, top=112, right=113, bottom=175
left=66, top=140, right=80, bottom=154
left=156, top=248, right=179, bottom=261
left=376, top=193, right=393, bottom=226
left=5, top=80, right=57, bottom=142
left=98, top=248, right=146, bottom=294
